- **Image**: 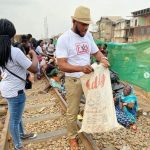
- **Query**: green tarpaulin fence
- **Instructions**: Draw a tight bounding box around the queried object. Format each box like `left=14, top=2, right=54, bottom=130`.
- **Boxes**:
left=107, top=40, right=150, bottom=92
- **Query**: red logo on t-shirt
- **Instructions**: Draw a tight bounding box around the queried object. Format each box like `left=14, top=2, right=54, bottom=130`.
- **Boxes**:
left=75, top=42, right=89, bottom=55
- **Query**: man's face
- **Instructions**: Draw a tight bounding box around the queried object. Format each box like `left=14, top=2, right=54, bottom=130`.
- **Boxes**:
left=74, top=21, right=89, bottom=37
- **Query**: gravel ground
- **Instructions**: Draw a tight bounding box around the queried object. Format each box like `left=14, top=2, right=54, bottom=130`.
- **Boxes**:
left=93, top=116, right=150, bottom=150
left=25, top=117, right=66, bottom=134
left=0, top=115, right=5, bottom=139
left=23, top=104, right=61, bottom=118
left=26, top=91, right=57, bottom=105
left=24, top=136, right=86, bottom=150
left=0, top=98, right=7, bottom=141
left=0, top=117, right=8, bottom=144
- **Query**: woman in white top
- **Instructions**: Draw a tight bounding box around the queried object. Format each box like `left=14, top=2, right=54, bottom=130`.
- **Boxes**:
left=35, top=40, right=45, bottom=56
left=0, top=19, right=38, bottom=150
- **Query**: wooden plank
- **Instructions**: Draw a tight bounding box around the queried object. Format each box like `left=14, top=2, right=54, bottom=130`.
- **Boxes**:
left=54, top=88, right=67, bottom=112
left=77, top=121, right=98, bottom=150
left=23, top=128, right=67, bottom=144
left=0, top=112, right=10, bottom=150
left=23, top=113, right=62, bottom=123
left=25, top=102, right=55, bottom=111
left=44, top=72, right=67, bottom=112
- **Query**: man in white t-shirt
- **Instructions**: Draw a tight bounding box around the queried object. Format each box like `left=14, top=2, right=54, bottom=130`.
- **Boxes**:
left=56, top=6, right=110, bottom=150
left=47, top=39, right=55, bottom=55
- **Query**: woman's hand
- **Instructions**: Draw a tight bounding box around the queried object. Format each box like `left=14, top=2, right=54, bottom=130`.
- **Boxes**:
left=123, top=103, right=128, bottom=106
left=127, top=102, right=134, bottom=108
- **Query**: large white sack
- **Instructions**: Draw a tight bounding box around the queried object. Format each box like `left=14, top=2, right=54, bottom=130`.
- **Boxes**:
left=79, top=64, right=121, bottom=133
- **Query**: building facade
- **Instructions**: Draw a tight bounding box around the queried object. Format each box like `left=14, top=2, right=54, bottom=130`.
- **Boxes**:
left=131, top=8, right=150, bottom=42
left=96, top=16, right=122, bottom=42
left=113, top=19, right=130, bottom=43
left=93, top=8, right=150, bottom=43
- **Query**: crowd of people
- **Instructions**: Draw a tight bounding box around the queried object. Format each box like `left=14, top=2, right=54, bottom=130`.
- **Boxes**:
left=0, top=5, right=139, bottom=150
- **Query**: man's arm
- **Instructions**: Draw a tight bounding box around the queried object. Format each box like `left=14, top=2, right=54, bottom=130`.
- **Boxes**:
left=57, top=58, right=93, bottom=74
left=92, top=51, right=110, bottom=68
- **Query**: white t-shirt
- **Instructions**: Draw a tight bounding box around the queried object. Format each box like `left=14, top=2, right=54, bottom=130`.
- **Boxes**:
left=35, top=46, right=43, bottom=55
left=47, top=44, right=55, bottom=55
left=0, top=46, right=32, bottom=98
left=48, top=44, right=54, bottom=52
left=43, top=43, right=48, bottom=51
left=56, top=29, right=98, bottom=78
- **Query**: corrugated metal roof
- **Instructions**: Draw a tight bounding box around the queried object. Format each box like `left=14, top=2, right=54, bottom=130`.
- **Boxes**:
left=132, top=8, right=150, bottom=17
left=102, top=16, right=123, bottom=22
left=96, top=16, right=123, bottom=24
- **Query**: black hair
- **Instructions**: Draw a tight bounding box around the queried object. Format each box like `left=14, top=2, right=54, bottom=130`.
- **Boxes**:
left=50, top=38, right=53, bottom=44
left=97, top=43, right=102, bottom=46
left=27, top=34, right=32, bottom=40
left=21, top=35, right=27, bottom=43
left=12, top=42, right=20, bottom=47
left=104, top=43, right=107, bottom=48
left=37, top=40, right=43, bottom=46
left=0, top=19, right=16, bottom=68
left=31, top=38, right=37, bottom=49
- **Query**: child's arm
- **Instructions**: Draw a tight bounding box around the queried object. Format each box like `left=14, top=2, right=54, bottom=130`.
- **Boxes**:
left=120, top=102, right=127, bottom=110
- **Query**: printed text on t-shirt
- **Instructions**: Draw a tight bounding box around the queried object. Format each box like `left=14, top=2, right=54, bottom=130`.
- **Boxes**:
left=75, top=42, right=89, bottom=55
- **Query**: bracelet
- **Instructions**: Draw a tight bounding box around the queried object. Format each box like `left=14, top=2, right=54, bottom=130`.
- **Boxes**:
left=101, top=56, right=108, bottom=60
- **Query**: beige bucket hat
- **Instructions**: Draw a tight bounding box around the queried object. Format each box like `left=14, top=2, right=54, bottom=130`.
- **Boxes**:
left=71, top=6, right=93, bottom=24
